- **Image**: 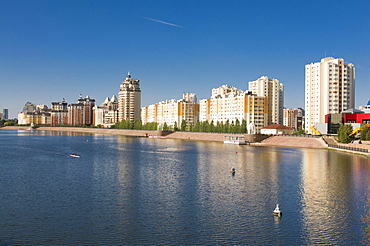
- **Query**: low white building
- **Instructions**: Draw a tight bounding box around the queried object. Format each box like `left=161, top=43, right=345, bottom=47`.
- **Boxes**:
left=260, top=124, right=294, bottom=135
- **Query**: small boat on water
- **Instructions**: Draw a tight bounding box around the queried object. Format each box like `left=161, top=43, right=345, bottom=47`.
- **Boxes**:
left=273, top=204, right=282, bottom=217
left=69, top=153, right=80, bottom=158
left=27, top=123, right=36, bottom=131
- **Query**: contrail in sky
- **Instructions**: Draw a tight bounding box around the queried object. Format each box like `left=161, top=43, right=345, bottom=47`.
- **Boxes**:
left=139, top=16, right=184, bottom=28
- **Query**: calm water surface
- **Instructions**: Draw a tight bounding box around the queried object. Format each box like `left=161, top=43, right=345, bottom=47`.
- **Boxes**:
left=1, top=129, right=370, bottom=245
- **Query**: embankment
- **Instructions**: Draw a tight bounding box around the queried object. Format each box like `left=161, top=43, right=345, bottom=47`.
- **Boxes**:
left=3, top=126, right=370, bottom=155
left=1, top=126, right=325, bottom=148
left=261, top=136, right=328, bottom=148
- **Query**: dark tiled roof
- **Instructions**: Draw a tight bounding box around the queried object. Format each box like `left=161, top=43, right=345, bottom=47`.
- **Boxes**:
left=261, top=124, right=293, bottom=130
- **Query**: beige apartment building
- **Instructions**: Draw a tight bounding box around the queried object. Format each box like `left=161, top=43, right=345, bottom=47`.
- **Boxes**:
left=199, top=85, right=268, bottom=133
left=18, top=111, right=51, bottom=125
left=249, top=76, right=284, bottom=125
left=118, top=72, right=141, bottom=122
left=93, top=95, right=119, bottom=127
left=305, top=57, right=355, bottom=133
left=18, top=102, right=51, bottom=125
left=141, top=93, right=199, bottom=130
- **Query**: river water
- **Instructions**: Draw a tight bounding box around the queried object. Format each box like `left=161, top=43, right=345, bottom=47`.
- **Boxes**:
left=0, top=129, right=370, bottom=245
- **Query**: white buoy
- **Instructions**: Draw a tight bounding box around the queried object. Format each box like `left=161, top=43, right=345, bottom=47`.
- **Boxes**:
left=273, top=204, right=282, bottom=217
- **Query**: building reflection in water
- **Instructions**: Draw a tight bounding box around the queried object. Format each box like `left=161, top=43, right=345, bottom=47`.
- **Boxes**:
left=300, top=149, right=368, bottom=244
left=99, top=136, right=370, bottom=244
left=352, top=154, right=370, bottom=245
left=111, top=139, right=287, bottom=241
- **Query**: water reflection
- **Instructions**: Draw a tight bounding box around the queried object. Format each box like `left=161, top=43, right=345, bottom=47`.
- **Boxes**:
left=1, top=130, right=369, bottom=245
left=301, top=150, right=366, bottom=244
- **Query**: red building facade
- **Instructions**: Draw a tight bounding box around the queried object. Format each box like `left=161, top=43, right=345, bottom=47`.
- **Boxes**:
left=68, top=95, right=95, bottom=126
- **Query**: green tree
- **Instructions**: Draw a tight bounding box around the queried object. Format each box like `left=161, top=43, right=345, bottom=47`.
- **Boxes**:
left=134, top=119, right=142, bottom=129
left=297, top=126, right=305, bottom=135
left=225, top=120, right=230, bottom=133
left=337, top=124, right=353, bottom=143
left=360, top=125, right=370, bottom=141
left=173, top=121, right=179, bottom=131
left=199, top=121, right=205, bottom=132
left=234, top=119, right=241, bottom=133
left=181, top=119, right=187, bottom=131
left=241, top=119, right=247, bottom=133
left=230, top=120, right=235, bottom=133
left=193, top=121, right=201, bottom=132
left=163, top=122, right=169, bottom=131
left=189, top=123, right=194, bottom=132
left=209, top=120, right=215, bottom=132
left=216, top=121, right=224, bottom=133
left=205, top=121, right=211, bottom=132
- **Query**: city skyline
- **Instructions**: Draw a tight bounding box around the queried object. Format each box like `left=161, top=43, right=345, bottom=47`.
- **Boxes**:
left=1, top=0, right=369, bottom=118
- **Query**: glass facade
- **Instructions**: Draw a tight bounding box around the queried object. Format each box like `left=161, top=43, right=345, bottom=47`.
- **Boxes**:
left=327, top=114, right=343, bottom=134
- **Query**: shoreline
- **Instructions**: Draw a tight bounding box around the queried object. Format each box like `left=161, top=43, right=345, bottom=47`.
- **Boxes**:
left=2, top=126, right=370, bottom=155
left=0, top=126, right=242, bottom=142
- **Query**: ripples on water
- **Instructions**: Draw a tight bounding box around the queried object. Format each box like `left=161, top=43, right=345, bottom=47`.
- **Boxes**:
left=0, top=129, right=369, bottom=245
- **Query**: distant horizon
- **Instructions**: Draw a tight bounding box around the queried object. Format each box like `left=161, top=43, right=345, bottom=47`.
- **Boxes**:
left=1, top=0, right=369, bottom=118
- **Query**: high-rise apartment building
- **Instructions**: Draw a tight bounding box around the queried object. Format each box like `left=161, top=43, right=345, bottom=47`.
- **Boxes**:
left=118, top=72, right=141, bottom=122
left=68, top=95, right=95, bottom=126
left=199, top=85, right=268, bottom=133
left=141, top=93, right=199, bottom=130
left=305, top=57, right=355, bottom=133
left=51, top=99, right=68, bottom=126
left=249, top=76, right=284, bottom=125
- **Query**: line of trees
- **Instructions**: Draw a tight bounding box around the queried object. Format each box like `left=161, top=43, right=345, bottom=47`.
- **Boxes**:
left=111, top=119, right=159, bottom=130
left=192, top=119, right=247, bottom=133
left=111, top=119, right=248, bottom=133
left=0, top=119, right=17, bottom=126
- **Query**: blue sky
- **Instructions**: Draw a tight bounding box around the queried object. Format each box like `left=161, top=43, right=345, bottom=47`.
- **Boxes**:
left=1, top=0, right=369, bottom=118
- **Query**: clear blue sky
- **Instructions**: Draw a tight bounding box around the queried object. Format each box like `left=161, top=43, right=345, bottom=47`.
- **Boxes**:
left=1, top=0, right=369, bottom=118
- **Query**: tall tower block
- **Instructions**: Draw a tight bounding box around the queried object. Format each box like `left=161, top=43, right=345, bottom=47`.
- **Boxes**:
left=118, top=72, right=141, bottom=122
left=305, top=57, right=355, bottom=133
left=249, top=76, right=284, bottom=125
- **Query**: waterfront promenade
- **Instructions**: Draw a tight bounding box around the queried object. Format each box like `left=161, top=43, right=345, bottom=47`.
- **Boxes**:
left=2, top=126, right=370, bottom=154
